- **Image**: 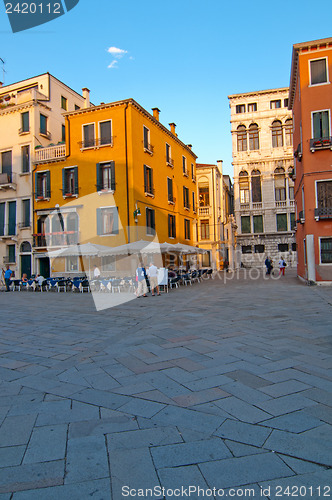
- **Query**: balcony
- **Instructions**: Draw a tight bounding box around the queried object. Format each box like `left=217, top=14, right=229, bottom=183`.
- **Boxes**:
left=276, top=201, right=287, bottom=208
left=166, top=157, right=174, bottom=167
left=0, top=173, right=16, bottom=190
left=294, top=143, right=302, bottom=161
left=33, top=232, right=79, bottom=248
left=79, top=137, right=113, bottom=150
left=310, top=137, right=332, bottom=153
left=298, top=210, right=305, bottom=224
left=314, top=207, right=332, bottom=220
left=168, top=195, right=176, bottom=204
left=183, top=168, right=189, bottom=177
left=252, top=202, right=262, bottom=209
left=199, top=206, right=210, bottom=216
left=34, top=144, right=66, bottom=164
left=144, top=187, right=155, bottom=197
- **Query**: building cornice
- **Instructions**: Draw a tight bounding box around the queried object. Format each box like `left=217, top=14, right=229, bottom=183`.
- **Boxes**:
left=64, top=98, right=197, bottom=159
left=289, top=37, right=332, bottom=110
left=228, top=87, right=289, bottom=100
left=0, top=100, right=50, bottom=116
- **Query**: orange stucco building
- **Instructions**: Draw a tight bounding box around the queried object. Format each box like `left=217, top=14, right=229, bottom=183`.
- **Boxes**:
left=289, top=37, right=332, bottom=283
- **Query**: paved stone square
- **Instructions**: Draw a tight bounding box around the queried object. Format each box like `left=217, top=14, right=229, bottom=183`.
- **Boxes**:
left=0, top=270, right=331, bottom=499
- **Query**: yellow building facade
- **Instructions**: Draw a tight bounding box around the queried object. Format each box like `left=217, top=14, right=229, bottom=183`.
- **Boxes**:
left=33, top=98, right=197, bottom=275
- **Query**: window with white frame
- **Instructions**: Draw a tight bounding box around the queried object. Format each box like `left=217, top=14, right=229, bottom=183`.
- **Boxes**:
left=320, top=238, right=332, bottom=263
left=317, top=180, right=332, bottom=209
left=270, top=100, right=281, bottom=109
left=99, top=120, right=112, bottom=145
left=237, top=125, right=247, bottom=152
left=239, top=171, right=249, bottom=204
left=182, top=156, right=188, bottom=175
left=312, top=110, right=330, bottom=139
left=310, top=58, right=328, bottom=85
left=83, top=124, right=95, bottom=148
left=96, top=207, right=119, bottom=235
left=66, top=256, right=78, bottom=272
left=96, top=162, right=115, bottom=191
left=274, top=167, right=286, bottom=201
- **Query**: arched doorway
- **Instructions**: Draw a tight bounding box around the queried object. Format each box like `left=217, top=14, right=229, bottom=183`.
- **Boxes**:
left=20, top=241, right=32, bottom=278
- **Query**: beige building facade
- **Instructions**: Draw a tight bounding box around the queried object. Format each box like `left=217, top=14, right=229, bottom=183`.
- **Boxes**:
left=196, top=161, right=236, bottom=270
left=0, top=73, right=86, bottom=277
left=228, top=88, right=297, bottom=268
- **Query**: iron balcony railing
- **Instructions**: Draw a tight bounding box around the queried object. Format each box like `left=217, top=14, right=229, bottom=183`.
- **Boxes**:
left=310, top=137, right=332, bottom=152
left=314, top=207, right=332, bottom=220
left=79, top=137, right=114, bottom=149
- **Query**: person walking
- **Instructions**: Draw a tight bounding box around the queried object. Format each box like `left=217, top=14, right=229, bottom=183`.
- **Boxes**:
left=3, top=265, right=13, bottom=292
left=278, top=257, right=286, bottom=276
left=136, top=265, right=148, bottom=297
left=265, top=256, right=273, bottom=275
left=148, top=261, right=160, bottom=296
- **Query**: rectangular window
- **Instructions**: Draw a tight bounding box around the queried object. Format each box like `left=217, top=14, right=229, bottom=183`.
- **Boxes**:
left=62, top=167, right=78, bottom=196
left=8, top=244, right=16, bottom=263
left=183, top=186, right=190, bottom=209
left=143, top=126, right=150, bottom=149
left=21, top=145, right=30, bottom=174
left=312, top=110, right=330, bottom=139
left=35, top=171, right=51, bottom=199
left=61, top=96, right=68, bottom=110
left=321, top=238, right=332, bottom=263
left=200, top=219, right=210, bottom=240
left=292, top=242, right=297, bottom=252
left=99, top=120, right=112, bottom=145
left=253, top=215, right=263, bottom=233
left=317, top=180, right=332, bottom=208
left=21, top=111, right=29, bottom=133
left=8, top=201, right=16, bottom=236
left=248, top=103, right=257, bottom=112
left=289, top=185, right=294, bottom=200
left=241, top=215, right=251, bottom=234
left=62, top=125, right=66, bottom=142
left=236, top=104, right=245, bottom=114
left=242, top=245, right=252, bottom=254
left=168, top=214, right=176, bottom=238
left=166, top=143, right=172, bottom=165
left=0, top=203, right=4, bottom=236
left=75, top=104, right=80, bottom=111
left=191, top=163, right=195, bottom=181
left=167, top=177, right=174, bottom=203
left=192, top=191, right=196, bottom=212
left=97, top=207, right=119, bottom=235
left=290, top=212, right=296, bottom=230
left=199, top=187, right=209, bottom=206
left=182, top=156, right=188, bottom=175
left=83, top=124, right=95, bottom=148
left=66, top=256, right=78, bottom=272
left=255, top=244, right=265, bottom=253
left=102, top=256, right=116, bottom=272
left=146, top=207, right=155, bottom=236
left=40, top=114, right=48, bottom=135
left=310, top=58, right=328, bottom=85
left=22, top=199, right=30, bottom=228
left=277, top=213, right=288, bottom=232
left=278, top=243, right=289, bottom=252
left=270, top=100, right=281, bottom=109
left=1, top=151, right=12, bottom=181
left=184, top=219, right=190, bottom=240
left=284, top=98, right=289, bottom=108
left=144, top=165, right=154, bottom=195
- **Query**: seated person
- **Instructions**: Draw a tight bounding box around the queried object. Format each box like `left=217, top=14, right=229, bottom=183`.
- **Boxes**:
left=21, top=273, right=28, bottom=282
left=35, top=274, right=45, bottom=285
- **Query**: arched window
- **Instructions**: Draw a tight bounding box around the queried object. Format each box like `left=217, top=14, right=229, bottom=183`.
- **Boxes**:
left=285, top=119, right=293, bottom=146
left=249, top=124, right=259, bottom=150
left=20, top=241, right=31, bottom=253
left=274, top=166, right=286, bottom=201
left=239, top=170, right=249, bottom=204
left=67, top=213, right=79, bottom=245
left=237, top=125, right=247, bottom=152
left=272, top=120, right=283, bottom=148
left=251, top=169, right=262, bottom=202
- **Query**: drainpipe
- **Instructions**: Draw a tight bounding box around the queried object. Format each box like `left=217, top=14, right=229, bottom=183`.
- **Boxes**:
left=124, top=102, right=130, bottom=243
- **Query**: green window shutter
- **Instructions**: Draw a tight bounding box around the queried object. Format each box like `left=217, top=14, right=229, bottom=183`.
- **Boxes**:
left=110, top=162, right=116, bottom=191
left=62, top=169, right=66, bottom=196
left=322, top=111, right=329, bottom=138
left=46, top=171, right=51, bottom=198
left=8, top=201, right=16, bottom=236
left=0, top=203, right=5, bottom=236
left=96, top=163, right=101, bottom=191
left=313, top=112, right=321, bottom=139
left=35, top=172, right=39, bottom=198
left=96, top=208, right=102, bottom=235
left=74, top=167, right=78, bottom=194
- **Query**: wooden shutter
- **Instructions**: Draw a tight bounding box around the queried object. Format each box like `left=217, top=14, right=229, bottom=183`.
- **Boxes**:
left=0, top=203, right=5, bottom=236
left=112, top=207, right=119, bottom=234
left=110, top=162, right=116, bottom=191
left=46, top=171, right=51, bottom=198
left=96, top=208, right=102, bottom=235
left=96, top=163, right=101, bottom=191
left=74, top=167, right=78, bottom=194
left=318, top=181, right=332, bottom=208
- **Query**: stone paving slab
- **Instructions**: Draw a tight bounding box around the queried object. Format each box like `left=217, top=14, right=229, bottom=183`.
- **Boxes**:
left=0, top=271, right=331, bottom=496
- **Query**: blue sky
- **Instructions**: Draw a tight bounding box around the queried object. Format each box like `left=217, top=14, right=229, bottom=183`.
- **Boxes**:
left=1, top=0, right=331, bottom=176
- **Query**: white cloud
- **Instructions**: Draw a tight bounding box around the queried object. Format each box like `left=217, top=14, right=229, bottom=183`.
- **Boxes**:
left=107, top=46, right=128, bottom=58
left=108, top=60, right=118, bottom=69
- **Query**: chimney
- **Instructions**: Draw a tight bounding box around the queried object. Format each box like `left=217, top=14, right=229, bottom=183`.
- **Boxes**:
left=0, top=82, right=3, bottom=88
left=187, top=144, right=192, bottom=150
left=152, top=108, right=160, bottom=121
left=217, top=160, right=223, bottom=173
left=82, top=88, right=90, bottom=108
left=169, top=122, right=177, bottom=136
